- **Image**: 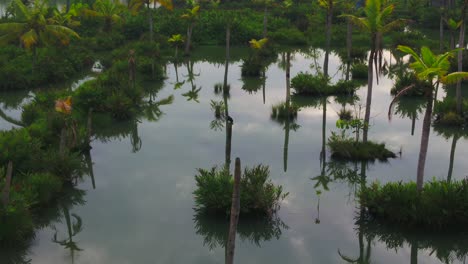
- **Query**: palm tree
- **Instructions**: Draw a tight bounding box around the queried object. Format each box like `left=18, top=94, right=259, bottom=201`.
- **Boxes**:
left=0, top=0, right=79, bottom=66
left=181, top=4, right=200, bottom=55
left=168, top=33, right=184, bottom=60
left=318, top=0, right=338, bottom=76
left=129, top=0, right=173, bottom=42
left=85, top=0, right=126, bottom=31
left=389, top=45, right=468, bottom=191
left=343, top=0, right=405, bottom=143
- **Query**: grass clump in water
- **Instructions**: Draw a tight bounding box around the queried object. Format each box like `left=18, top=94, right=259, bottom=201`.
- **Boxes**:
left=351, top=63, right=368, bottom=79
left=360, top=179, right=468, bottom=230
left=193, top=165, right=288, bottom=216
left=328, top=133, right=396, bottom=161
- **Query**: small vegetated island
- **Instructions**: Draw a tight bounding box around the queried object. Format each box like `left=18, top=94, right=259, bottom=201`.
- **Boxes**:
left=1, top=0, right=468, bottom=260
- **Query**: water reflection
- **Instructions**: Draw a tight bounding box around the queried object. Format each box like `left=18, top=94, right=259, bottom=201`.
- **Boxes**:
left=394, top=97, right=426, bottom=136
left=434, top=126, right=468, bottom=183
left=193, top=213, right=288, bottom=251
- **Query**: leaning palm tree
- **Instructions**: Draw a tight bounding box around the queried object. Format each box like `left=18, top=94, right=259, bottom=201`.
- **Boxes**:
left=343, top=0, right=405, bottom=143
left=389, top=45, right=468, bottom=191
left=0, top=0, right=79, bottom=66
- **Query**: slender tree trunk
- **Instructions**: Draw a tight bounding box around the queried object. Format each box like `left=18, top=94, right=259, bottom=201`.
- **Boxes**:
left=185, top=24, right=194, bottom=55
left=2, top=161, right=13, bottom=207
left=456, top=2, right=467, bottom=115
left=225, top=121, right=232, bottom=170
left=226, top=158, right=241, bottom=264
left=148, top=4, right=153, bottom=42
left=324, top=5, right=333, bottom=77
left=447, top=135, right=459, bottom=183
left=411, top=115, right=416, bottom=136
left=284, top=52, right=291, bottom=172
left=263, top=6, right=268, bottom=38
left=321, top=97, right=327, bottom=167
left=416, top=89, right=434, bottom=191
left=439, top=2, right=445, bottom=52
left=363, top=48, right=375, bottom=143
left=346, top=19, right=353, bottom=64
left=410, top=241, right=418, bottom=264
left=224, top=24, right=231, bottom=92
left=262, top=70, right=266, bottom=104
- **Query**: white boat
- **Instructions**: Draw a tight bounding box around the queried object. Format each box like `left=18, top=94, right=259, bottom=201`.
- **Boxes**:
left=91, top=61, right=104, bottom=73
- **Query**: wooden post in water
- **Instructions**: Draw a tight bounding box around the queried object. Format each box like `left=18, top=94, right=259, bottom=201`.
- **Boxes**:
left=226, top=158, right=241, bottom=264
left=2, top=161, right=13, bottom=207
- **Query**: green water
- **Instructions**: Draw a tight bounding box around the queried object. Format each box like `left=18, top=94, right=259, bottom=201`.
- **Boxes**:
left=1, top=47, right=468, bottom=264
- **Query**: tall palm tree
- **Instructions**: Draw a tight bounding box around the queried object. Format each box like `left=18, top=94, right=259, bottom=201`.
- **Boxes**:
left=389, top=45, right=468, bottom=191
left=343, top=0, right=405, bottom=143
left=129, top=0, right=173, bottom=42
left=181, top=4, right=200, bottom=55
left=85, top=0, right=126, bottom=31
left=0, top=0, right=79, bottom=66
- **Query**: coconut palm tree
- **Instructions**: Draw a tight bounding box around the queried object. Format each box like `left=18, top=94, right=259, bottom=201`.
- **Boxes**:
left=129, top=0, right=173, bottom=42
left=389, top=45, right=468, bottom=191
left=85, top=0, right=126, bottom=31
left=168, top=33, right=184, bottom=60
left=0, top=0, right=79, bottom=66
left=181, top=4, right=200, bottom=55
left=343, top=0, right=405, bottom=143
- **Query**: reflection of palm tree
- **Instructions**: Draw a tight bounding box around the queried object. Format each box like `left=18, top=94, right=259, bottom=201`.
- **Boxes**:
left=182, top=60, right=201, bottom=102
left=283, top=52, right=291, bottom=172
left=394, top=98, right=425, bottom=136
left=130, top=119, right=142, bottom=153
left=338, top=161, right=372, bottom=264
left=52, top=207, right=83, bottom=264
left=434, top=126, right=468, bottom=183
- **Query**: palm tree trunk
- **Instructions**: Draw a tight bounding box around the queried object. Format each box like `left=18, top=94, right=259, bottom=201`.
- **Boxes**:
left=346, top=19, right=353, bottom=63
left=262, top=70, right=266, bottom=104
left=324, top=5, right=332, bottom=77
left=263, top=6, right=268, bottom=38
left=148, top=4, right=153, bottom=42
left=321, top=97, right=327, bottom=167
left=447, top=135, right=459, bottom=183
left=416, top=89, right=434, bottom=191
left=284, top=52, right=291, bottom=172
left=224, top=24, right=231, bottom=92
left=456, top=1, right=467, bottom=115
left=2, top=161, right=13, bottom=207
left=439, top=1, right=445, bottom=52
left=410, top=241, right=418, bottom=264
left=363, top=48, right=375, bottom=143
left=226, top=158, right=241, bottom=264
left=185, top=24, right=193, bottom=55
left=225, top=121, right=232, bottom=170
left=411, top=115, right=416, bottom=136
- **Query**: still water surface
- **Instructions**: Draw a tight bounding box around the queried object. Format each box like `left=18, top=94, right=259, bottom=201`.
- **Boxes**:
left=1, top=47, right=468, bottom=263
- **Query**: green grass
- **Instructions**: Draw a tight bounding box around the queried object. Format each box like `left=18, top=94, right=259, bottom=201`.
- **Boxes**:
left=291, top=73, right=360, bottom=96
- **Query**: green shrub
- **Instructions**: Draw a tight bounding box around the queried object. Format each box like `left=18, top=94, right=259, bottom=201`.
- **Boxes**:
left=269, top=27, right=307, bottom=45
left=351, top=63, right=368, bottom=79
left=338, top=109, right=353, bottom=121
left=360, top=179, right=468, bottom=229
left=291, top=73, right=329, bottom=95
left=328, top=132, right=396, bottom=161
left=194, top=165, right=288, bottom=215
left=0, top=202, right=34, bottom=245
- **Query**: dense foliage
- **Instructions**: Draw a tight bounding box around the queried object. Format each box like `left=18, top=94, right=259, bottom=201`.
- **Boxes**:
left=193, top=165, right=288, bottom=215
left=360, top=179, right=468, bottom=229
